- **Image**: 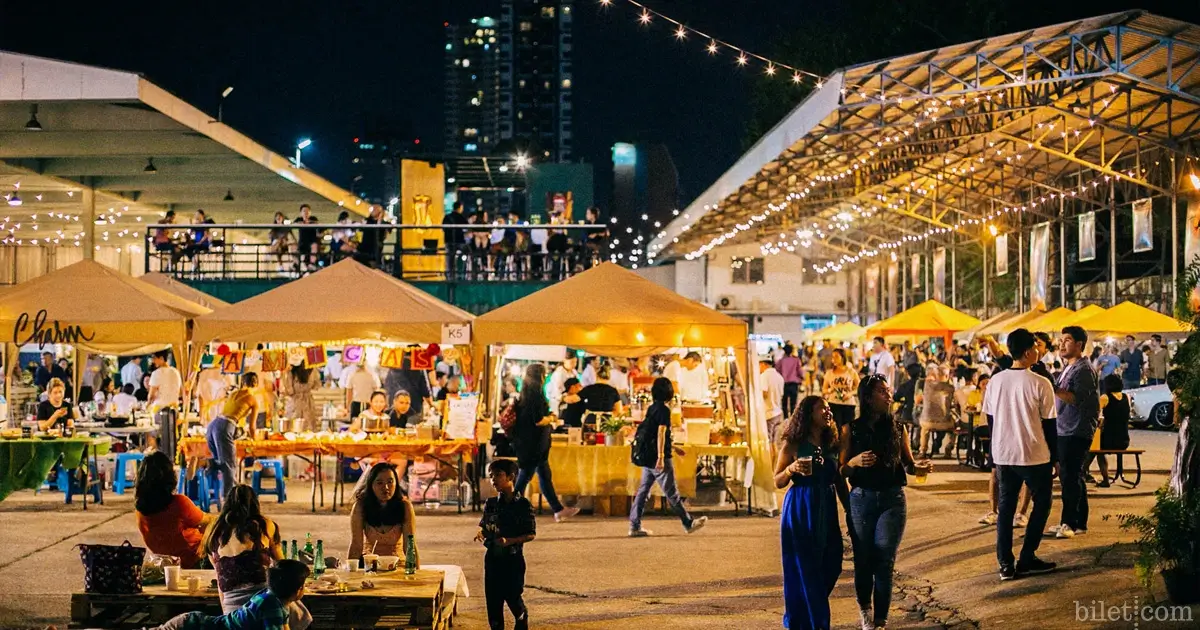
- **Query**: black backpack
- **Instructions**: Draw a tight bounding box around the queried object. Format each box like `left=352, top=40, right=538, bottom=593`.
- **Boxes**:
left=631, top=408, right=663, bottom=468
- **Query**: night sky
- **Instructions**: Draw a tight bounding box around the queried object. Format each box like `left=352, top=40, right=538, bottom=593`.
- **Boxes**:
left=3, top=0, right=1198, bottom=210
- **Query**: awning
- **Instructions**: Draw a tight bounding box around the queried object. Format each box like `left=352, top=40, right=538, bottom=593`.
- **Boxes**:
left=810, top=321, right=867, bottom=342
left=977, top=309, right=1047, bottom=336
left=953, top=311, right=1014, bottom=341
left=1073, top=301, right=1194, bottom=337
left=139, top=272, right=230, bottom=310
left=866, top=300, right=981, bottom=341
left=1023, top=307, right=1077, bottom=333
left=192, top=258, right=473, bottom=345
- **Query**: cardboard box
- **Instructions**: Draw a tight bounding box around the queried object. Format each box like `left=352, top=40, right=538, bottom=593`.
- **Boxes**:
left=684, top=420, right=713, bottom=445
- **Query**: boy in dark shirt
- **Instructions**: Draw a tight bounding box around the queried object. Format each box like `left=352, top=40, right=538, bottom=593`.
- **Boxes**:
left=475, top=459, right=536, bottom=630
left=154, top=559, right=309, bottom=630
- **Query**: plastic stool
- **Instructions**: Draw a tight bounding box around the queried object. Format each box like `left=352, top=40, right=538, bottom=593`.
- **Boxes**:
left=57, top=463, right=102, bottom=505
left=177, top=468, right=224, bottom=512
left=112, top=452, right=145, bottom=495
left=251, top=458, right=287, bottom=503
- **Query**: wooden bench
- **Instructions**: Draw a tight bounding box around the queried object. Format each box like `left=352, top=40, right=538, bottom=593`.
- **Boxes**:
left=1089, top=449, right=1146, bottom=488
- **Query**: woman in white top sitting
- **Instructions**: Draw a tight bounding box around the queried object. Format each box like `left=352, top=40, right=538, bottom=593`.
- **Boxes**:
left=349, top=390, right=390, bottom=433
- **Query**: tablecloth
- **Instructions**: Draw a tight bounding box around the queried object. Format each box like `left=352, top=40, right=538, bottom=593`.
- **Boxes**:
left=530, top=443, right=751, bottom=498
left=0, top=437, right=111, bottom=502
left=180, top=437, right=323, bottom=460
left=179, top=437, right=477, bottom=462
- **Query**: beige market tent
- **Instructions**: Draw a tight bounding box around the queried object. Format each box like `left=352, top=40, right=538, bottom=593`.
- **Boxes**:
left=473, top=263, right=748, bottom=355
left=139, top=273, right=231, bottom=310
left=192, top=258, right=473, bottom=344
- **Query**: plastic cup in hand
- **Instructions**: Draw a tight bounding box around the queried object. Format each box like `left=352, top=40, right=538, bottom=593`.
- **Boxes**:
left=915, top=462, right=931, bottom=484
left=796, top=456, right=813, bottom=476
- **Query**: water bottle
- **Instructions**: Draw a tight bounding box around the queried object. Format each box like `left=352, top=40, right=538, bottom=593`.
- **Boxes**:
left=404, top=534, right=418, bottom=576
left=313, top=540, right=325, bottom=576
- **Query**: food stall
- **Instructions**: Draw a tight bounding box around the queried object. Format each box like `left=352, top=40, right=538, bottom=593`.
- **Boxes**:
left=0, top=260, right=210, bottom=504
left=190, top=258, right=480, bottom=512
left=1073, top=301, right=1195, bottom=339
left=866, top=299, right=982, bottom=348
left=474, top=263, right=775, bottom=514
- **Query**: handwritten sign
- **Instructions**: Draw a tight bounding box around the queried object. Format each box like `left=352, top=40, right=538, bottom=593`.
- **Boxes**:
left=13, top=310, right=95, bottom=349
left=444, top=394, right=480, bottom=440
left=343, top=345, right=364, bottom=365
left=379, top=347, right=404, bottom=369
left=441, top=323, right=470, bottom=346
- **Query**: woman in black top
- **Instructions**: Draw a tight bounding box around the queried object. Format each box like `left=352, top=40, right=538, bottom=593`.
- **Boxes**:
left=37, top=377, right=77, bottom=432
left=1091, top=374, right=1131, bottom=488
left=510, top=363, right=579, bottom=522
left=839, top=373, right=930, bottom=630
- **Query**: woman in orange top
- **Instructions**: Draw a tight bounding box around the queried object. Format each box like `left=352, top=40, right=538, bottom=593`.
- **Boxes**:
left=134, top=451, right=213, bottom=568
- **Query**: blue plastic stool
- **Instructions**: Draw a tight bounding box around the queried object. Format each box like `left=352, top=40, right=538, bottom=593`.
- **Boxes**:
left=250, top=458, right=287, bottom=503
left=57, top=463, right=102, bottom=505
left=112, top=452, right=145, bottom=495
left=177, top=467, right=224, bottom=512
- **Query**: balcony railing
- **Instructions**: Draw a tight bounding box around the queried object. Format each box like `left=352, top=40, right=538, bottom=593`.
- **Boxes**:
left=144, top=223, right=611, bottom=283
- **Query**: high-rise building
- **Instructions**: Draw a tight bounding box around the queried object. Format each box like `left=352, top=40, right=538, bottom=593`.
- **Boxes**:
left=444, top=17, right=501, bottom=158
left=611, top=142, right=680, bottom=267
left=499, top=0, right=574, bottom=164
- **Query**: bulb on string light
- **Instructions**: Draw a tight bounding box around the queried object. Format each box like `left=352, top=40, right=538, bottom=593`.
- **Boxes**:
left=736, top=53, right=748, bottom=66
left=638, top=9, right=651, bottom=25
left=765, top=64, right=776, bottom=76
left=674, top=26, right=686, bottom=40
left=707, top=40, right=718, bottom=55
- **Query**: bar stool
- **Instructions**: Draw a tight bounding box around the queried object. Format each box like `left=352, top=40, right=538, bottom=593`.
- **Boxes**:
left=250, top=458, right=287, bottom=503
left=112, top=452, right=145, bottom=495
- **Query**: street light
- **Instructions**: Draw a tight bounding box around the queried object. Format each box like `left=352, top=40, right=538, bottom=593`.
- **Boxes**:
left=513, top=152, right=530, bottom=171
left=295, top=138, right=312, bottom=168
left=217, top=86, right=234, bottom=123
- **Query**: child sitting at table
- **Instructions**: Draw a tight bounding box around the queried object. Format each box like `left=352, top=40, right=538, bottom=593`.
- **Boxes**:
left=152, top=559, right=309, bottom=630
left=474, top=459, right=536, bottom=630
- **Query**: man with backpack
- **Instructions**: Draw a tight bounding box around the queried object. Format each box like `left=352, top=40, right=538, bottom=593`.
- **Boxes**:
left=628, top=377, right=709, bottom=537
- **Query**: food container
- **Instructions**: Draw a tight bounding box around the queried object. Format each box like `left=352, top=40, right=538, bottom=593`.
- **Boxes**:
left=376, top=555, right=400, bottom=571
left=684, top=420, right=713, bottom=445
left=682, top=404, right=715, bottom=420
left=416, top=425, right=435, bottom=440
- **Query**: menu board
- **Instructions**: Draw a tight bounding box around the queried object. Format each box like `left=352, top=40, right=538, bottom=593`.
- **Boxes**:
left=445, top=395, right=480, bottom=440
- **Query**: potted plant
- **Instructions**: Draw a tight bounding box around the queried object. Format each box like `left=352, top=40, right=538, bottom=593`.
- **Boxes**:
left=714, top=426, right=737, bottom=446
left=598, top=416, right=630, bottom=446
left=1108, top=487, right=1200, bottom=604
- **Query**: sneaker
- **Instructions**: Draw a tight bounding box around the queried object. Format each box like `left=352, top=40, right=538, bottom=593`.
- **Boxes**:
left=686, top=516, right=709, bottom=534
left=999, top=564, right=1018, bottom=581
left=1013, top=513, right=1028, bottom=528
left=1098, top=480, right=1111, bottom=488
left=1074, top=528, right=1087, bottom=535
left=553, top=507, right=580, bottom=523
left=628, top=528, right=652, bottom=538
left=1016, top=557, right=1057, bottom=575
left=979, top=512, right=998, bottom=525
left=1055, top=524, right=1076, bottom=539
left=859, top=608, right=876, bottom=630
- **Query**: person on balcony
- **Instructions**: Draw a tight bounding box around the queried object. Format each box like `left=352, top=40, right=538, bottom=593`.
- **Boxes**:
left=441, top=201, right=468, bottom=280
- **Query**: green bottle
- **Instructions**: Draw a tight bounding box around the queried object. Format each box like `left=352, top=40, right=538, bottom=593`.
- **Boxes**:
left=314, top=540, right=325, bottom=576
left=404, top=534, right=418, bottom=576
left=290, top=540, right=298, bottom=561
left=303, top=533, right=314, bottom=562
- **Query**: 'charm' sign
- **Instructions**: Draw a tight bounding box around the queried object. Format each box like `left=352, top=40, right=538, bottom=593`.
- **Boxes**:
left=13, top=310, right=95, bottom=349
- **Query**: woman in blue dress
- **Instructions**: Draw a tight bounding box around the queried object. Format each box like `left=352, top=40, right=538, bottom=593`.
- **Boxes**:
left=774, top=395, right=851, bottom=630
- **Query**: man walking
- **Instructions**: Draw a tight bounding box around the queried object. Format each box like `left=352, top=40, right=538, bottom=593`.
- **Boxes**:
left=868, top=336, right=896, bottom=387
left=758, top=357, right=785, bottom=448
left=775, top=344, right=802, bottom=419
left=1052, top=326, right=1100, bottom=539
left=1145, top=335, right=1168, bottom=386
left=148, top=350, right=183, bottom=461
left=983, top=328, right=1057, bottom=581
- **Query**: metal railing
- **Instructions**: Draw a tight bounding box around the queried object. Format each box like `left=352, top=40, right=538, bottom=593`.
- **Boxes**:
left=144, top=223, right=611, bottom=283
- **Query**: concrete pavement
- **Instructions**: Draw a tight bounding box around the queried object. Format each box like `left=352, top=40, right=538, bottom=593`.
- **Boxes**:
left=0, top=429, right=1193, bottom=629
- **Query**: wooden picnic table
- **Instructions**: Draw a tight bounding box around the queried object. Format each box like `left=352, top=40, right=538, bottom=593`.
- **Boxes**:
left=70, top=568, right=449, bottom=629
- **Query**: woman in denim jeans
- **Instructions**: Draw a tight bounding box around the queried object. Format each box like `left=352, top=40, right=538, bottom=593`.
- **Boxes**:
left=839, top=374, right=931, bottom=630
left=511, top=363, right=580, bottom=523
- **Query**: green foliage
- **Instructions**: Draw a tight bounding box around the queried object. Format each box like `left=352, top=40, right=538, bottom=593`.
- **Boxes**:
left=1171, top=256, right=1200, bottom=419
left=598, top=416, right=629, bottom=434
left=1107, top=486, right=1200, bottom=592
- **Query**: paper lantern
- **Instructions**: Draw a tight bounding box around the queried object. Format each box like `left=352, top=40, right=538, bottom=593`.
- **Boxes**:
left=216, top=344, right=231, bottom=356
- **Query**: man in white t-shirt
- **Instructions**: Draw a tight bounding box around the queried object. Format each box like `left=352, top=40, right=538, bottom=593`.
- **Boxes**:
left=867, top=337, right=896, bottom=386
left=148, top=350, right=183, bottom=458
left=983, top=328, right=1058, bottom=581
left=758, top=358, right=785, bottom=446
left=342, top=364, right=382, bottom=418
left=547, top=352, right=579, bottom=413
left=120, top=357, right=144, bottom=390
left=675, top=352, right=710, bottom=402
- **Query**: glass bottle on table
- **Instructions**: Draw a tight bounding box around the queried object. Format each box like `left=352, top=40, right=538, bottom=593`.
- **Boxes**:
left=303, top=533, right=314, bottom=562
left=290, top=539, right=298, bottom=561
left=404, top=534, right=418, bottom=576
left=313, top=540, right=325, bottom=576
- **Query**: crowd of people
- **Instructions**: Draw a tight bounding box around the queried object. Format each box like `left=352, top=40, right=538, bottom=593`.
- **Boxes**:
left=769, top=325, right=1174, bottom=630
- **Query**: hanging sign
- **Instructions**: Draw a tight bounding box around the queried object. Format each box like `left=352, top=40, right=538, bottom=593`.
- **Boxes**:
left=441, top=323, right=471, bottom=346
left=12, top=310, right=95, bottom=349
left=444, top=394, right=480, bottom=440
left=1029, top=222, right=1051, bottom=310
left=343, top=345, right=365, bottom=365
left=910, top=254, right=921, bottom=289
left=995, top=233, right=1009, bottom=276
left=932, top=248, right=946, bottom=303
left=886, top=260, right=898, bottom=317
left=261, top=350, right=286, bottom=372
left=1132, top=198, right=1154, bottom=253
left=379, top=346, right=405, bottom=369
left=304, top=345, right=327, bottom=368
left=220, top=351, right=245, bottom=375
left=1078, top=212, right=1096, bottom=262
left=410, top=344, right=439, bottom=370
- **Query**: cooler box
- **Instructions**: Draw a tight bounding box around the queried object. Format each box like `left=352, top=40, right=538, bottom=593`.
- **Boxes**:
left=684, top=419, right=712, bottom=445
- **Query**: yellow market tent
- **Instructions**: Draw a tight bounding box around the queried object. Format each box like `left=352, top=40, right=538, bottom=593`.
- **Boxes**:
left=139, top=273, right=231, bottom=310
left=192, top=258, right=473, bottom=344
left=1072, top=301, right=1194, bottom=337
left=473, top=262, right=748, bottom=355
left=866, top=300, right=981, bottom=344
left=1060, top=304, right=1107, bottom=327
left=953, top=311, right=1014, bottom=341
left=977, top=308, right=1046, bottom=336
left=1023, top=307, right=1076, bottom=333
left=810, top=321, right=867, bottom=343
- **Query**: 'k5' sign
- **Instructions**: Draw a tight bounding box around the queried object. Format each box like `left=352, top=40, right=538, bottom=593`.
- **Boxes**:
left=12, top=310, right=95, bottom=349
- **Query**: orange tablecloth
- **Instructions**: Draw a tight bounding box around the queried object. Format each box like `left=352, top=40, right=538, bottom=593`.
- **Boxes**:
left=179, top=437, right=476, bottom=461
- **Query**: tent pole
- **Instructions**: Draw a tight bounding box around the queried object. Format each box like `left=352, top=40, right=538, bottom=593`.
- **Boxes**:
left=1170, top=154, right=1179, bottom=309
left=1059, top=194, right=1067, bottom=308
left=1110, top=179, right=1118, bottom=306
left=982, top=240, right=989, bottom=320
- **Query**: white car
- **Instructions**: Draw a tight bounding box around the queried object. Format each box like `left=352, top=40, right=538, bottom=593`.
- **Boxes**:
left=1126, top=384, right=1175, bottom=430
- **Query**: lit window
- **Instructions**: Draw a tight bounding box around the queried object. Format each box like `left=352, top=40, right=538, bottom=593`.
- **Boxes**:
left=464, top=143, right=478, bottom=152
left=471, top=97, right=480, bottom=106
left=463, top=128, right=478, bottom=137
left=519, top=21, right=531, bottom=31
left=482, top=136, right=490, bottom=143
left=352, top=158, right=360, bottom=164
left=462, top=59, right=470, bottom=68
left=563, top=6, right=571, bottom=14
left=517, top=112, right=523, bottom=120
left=445, top=43, right=452, bottom=51
left=454, top=59, right=461, bottom=66
left=731, top=257, right=765, bottom=284
left=544, top=81, right=550, bottom=89
left=541, top=7, right=555, bottom=18
left=561, top=79, right=572, bottom=88
left=475, top=29, right=483, bottom=36
left=519, top=79, right=526, bottom=88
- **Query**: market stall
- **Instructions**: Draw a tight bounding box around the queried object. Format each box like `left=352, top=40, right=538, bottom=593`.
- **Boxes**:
left=1021, top=307, right=1076, bottom=333
left=810, top=321, right=867, bottom=343
left=473, top=263, right=769, bottom=513
left=138, top=272, right=232, bottom=310
left=953, top=311, right=1014, bottom=341
left=866, top=300, right=982, bottom=347
left=190, top=258, right=479, bottom=511
left=1073, top=301, right=1195, bottom=339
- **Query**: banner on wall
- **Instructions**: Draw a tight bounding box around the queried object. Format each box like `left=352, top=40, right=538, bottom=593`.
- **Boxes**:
left=1187, top=200, right=1200, bottom=311
left=910, top=253, right=921, bottom=289
left=1132, top=198, right=1154, bottom=253
left=865, top=265, right=880, bottom=320
left=996, top=233, right=1009, bottom=276
left=886, top=260, right=899, bottom=316
left=848, top=269, right=860, bottom=317
left=1030, top=222, right=1051, bottom=310
left=933, top=247, right=946, bottom=303
left=1078, top=212, right=1097, bottom=262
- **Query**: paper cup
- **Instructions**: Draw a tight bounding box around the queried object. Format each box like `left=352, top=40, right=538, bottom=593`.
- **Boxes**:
left=164, top=566, right=180, bottom=591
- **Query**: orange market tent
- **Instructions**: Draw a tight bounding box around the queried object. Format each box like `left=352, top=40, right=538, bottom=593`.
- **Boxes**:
left=0, top=260, right=210, bottom=401
left=1023, top=307, right=1076, bottom=333
left=810, top=321, right=867, bottom=343
left=192, top=258, right=473, bottom=344
left=473, top=262, right=748, bottom=355
left=139, top=273, right=231, bottom=310
left=1072, top=301, right=1194, bottom=338
left=977, top=308, right=1047, bottom=336
left=953, top=311, right=1014, bottom=341
left=866, top=300, right=981, bottom=345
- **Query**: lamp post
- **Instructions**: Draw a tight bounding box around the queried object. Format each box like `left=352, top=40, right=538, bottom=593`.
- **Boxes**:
left=218, top=86, right=233, bottom=123
left=295, top=138, right=312, bottom=169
